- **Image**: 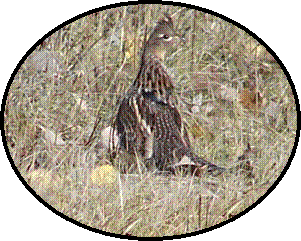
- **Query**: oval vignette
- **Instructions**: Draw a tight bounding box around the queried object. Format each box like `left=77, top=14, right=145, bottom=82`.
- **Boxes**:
left=5, top=5, right=297, bottom=236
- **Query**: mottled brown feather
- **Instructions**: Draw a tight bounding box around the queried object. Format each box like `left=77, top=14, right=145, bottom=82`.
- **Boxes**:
left=111, top=14, right=226, bottom=175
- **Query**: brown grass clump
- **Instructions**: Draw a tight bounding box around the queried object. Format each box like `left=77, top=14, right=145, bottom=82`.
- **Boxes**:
left=3, top=5, right=297, bottom=237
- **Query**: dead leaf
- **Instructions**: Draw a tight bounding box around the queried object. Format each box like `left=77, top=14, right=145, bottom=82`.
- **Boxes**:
left=90, top=165, right=118, bottom=185
left=239, top=89, right=264, bottom=112
left=40, top=125, right=65, bottom=145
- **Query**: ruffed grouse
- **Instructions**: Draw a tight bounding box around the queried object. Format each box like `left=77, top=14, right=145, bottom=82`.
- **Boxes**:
left=111, top=14, right=227, bottom=176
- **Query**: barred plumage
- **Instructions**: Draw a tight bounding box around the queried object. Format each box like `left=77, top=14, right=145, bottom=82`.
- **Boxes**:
left=111, top=14, right=226, bottom=176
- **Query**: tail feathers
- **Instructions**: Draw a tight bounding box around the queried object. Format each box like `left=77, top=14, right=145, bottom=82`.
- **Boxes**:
left=173, top=154, right=227, bottom=177
left=187, top=144, right=254, bottom=176
left=190, top=156, right=227, bottom=176
left=179, top=144, right=254, bottom=177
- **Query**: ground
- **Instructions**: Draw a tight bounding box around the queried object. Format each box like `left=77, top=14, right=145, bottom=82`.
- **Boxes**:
left=3, top=4, right=297, bottom=237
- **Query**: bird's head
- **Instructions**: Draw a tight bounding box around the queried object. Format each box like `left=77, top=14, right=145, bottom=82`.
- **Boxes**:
left=143, top=14, right=184, bottom=61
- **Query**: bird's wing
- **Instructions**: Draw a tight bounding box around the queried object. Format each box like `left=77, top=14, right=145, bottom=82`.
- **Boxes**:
left=112, top=91, right=155, bottom=157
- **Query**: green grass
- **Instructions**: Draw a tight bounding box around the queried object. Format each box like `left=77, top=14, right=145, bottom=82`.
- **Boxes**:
left=4, top=4, right=297, bottom=237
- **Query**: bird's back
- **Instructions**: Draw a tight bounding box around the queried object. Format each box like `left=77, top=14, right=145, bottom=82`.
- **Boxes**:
left=111, top=14, right=226, bottom=176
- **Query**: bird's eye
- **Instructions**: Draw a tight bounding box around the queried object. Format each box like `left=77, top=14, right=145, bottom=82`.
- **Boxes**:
left=158, top=34, right=172, bottom=41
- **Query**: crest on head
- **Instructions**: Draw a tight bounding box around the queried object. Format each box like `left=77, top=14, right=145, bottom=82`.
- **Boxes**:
left=142, top=13, right=179, bottom=61
left=155, top=13, right=174, bottom=31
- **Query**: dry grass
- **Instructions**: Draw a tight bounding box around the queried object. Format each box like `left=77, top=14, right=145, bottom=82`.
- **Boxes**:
left=3, top=4, right=297, bottom=237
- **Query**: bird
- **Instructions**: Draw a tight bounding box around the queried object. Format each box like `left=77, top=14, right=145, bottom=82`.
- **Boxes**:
left=110, top=14, right=229, bottom=176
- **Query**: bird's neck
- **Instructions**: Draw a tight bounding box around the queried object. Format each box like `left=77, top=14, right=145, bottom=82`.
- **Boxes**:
left=134, top=54, right=174, bottom=104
